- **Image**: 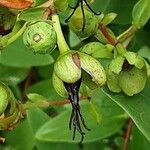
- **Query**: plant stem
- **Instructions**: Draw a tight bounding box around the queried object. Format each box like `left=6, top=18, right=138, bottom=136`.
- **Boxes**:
left=99, top=24, right=137, bottom=48
left=23, top=96, right=88, bottom=110
left=99, top=24, right=117, bottom=46
left=7, top=22, right=27, bottom=46
left=22, top=68, right=34, bottom=102
left=122, top=118, right=133, bottom=150
left=52, top=13, right=70, bottom=54
left=117, top=25, right=137, bottom=43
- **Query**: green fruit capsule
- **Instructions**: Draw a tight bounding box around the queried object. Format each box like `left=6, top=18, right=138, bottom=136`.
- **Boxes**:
left=23, top=21, right=57, bottom=54
left=119, top=67, right=147, bottom=96
left=0, top=82, right=15, bottom=115
left=53, top=51, right=106, bottom=97
left=68, top=7, right=99, bottom=40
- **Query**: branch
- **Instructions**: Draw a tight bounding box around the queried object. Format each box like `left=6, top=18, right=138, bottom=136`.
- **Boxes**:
left=23, top=96, right=89, bottom=110
left=99, top=24, right=137, bottom=48
left=99, top=24, right=117, bottom=46
left=122, top=118, right=133, bottom=150
left=48, top=96, right=88, bottom=106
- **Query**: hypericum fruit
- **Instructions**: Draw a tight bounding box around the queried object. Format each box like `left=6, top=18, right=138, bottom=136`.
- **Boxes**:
left=54, top=0, right=68, bottom=12
left=53, top=51, right=106, bottom=97
left=107, top=51, right=150, bottom=96
left=65, top=0, right=100, bottom=32
left=0, top=82, right=16, bottom=115
left=68, top=6, right=100, bottom=40
left=0, top=81, right=20, bottom=130
left=53, top=51, right=106, bottom=142
left=119, top=67, right=147, bottom=96
left=23, top=21, right=57, bottom=54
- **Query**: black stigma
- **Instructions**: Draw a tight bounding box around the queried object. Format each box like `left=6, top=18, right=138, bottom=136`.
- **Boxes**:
left=65, top=0, right=101, bottom=32
left=64, top=78, right=90, bottom=143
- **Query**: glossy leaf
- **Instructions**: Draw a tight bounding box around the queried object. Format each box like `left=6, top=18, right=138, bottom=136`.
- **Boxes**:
left=4, top=120, right=35, bottom=150
left=19, top=8, right=45, bottom=22
left=129, top=125, right=150, bottom=150
left=132, top=0, right=150, bottom=29
left=92, top=0, right=137, bottom=24
left=102, top=79, right=150, bottom=142
left=0, top=64, right=29, bottom=84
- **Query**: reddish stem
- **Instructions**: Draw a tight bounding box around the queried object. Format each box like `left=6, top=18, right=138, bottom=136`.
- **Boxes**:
left=122, top=118, right=133, bottom=150
left=48, top=96, right=88, bottom=106
left=99, top=24, right=118, bottom=46
left=22, top=68, right=34, bottom=102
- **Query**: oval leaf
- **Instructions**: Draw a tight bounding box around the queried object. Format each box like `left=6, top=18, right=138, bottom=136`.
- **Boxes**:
left=102, top=79, right=150, bottom=142
left=132, top=0, right=150, bottom=29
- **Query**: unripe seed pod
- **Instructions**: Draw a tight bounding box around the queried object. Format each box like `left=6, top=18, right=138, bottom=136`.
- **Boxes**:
left=53, top=51, right=106, bottom=97
left=54, top=51, right=81, bottom=83
left=68, top=7, right=99, bottom=40
left=23, top=21, right=57, bottom=54
left=101, top=13, right=117, bottom=26
left=54, top=0, right=68, bottom=12
left=79, top=52, right=106, bottom=86
left=52, top=72, right=67, bottom=97
left=106, top=69, right=121, bottom=93
left=119, top=67, right=147, bottom=96
left=80, top=42, right=113, bottom=59
left=0, top=82, right=15, bottom=115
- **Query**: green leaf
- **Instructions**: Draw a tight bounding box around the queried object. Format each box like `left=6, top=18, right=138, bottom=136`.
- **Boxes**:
left=27, top=108, right=50, bottom=134
left=102, top=79, right=150, bottom=142
left=27, top=79, right=66, bottom=113
left=129, top=125, right=150, bottom=150
left=124, top=52, right=145, bottom=69
left=132, top=0, right=150, bottom=29
left=36, top=141, right=109, bottom=150
left=109, top=56, right=125, bottom=74
left=138, top=46, right=150, bottom=62
left=27, top=79, right=62, bottom=100
left=19, top=8, right=45, bottom=22
left=92, top=0, right=137, bottom=25
left=134, top=30, right=150, bottom=50
left=0, top=37, right=54, bottom=67
left=4, top=120, right=35, bottom=150
left=36, top=64, right=54, bottom=79
left=0, top=64, right=29, bottom=85
left=54, top=0, right=68, bottom=12
left=33, top=0, right=47, bottom=7
left=35, top=88, right=125, bottom=147
left=80, top=42, right=113, bottom=59
left=101, top=13, right=117, bottom=26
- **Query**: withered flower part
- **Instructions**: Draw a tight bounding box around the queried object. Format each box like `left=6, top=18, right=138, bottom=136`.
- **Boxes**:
left=64, top=78, right=90, bottom=142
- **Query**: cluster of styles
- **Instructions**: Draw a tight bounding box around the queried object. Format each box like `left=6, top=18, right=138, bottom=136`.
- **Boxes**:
left=0, top=0, right=150, bottom=143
